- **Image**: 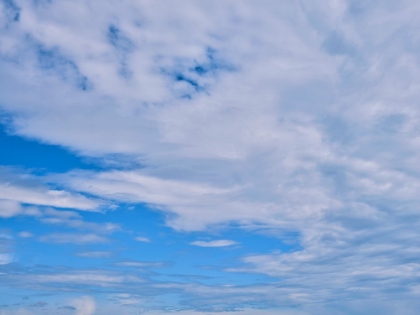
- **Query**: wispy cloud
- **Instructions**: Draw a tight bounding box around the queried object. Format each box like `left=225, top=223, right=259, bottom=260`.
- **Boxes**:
left=115, top=260, right=170, bottom=269
left=0, top=253, right=12, bottom=265
left=29, top=302, right=47, bottom=308
left=191, top=240, right=238, bottom=248
left=0, top=168, right=102, bottom=212
left=76, top=251, right=112, bottom=258
left=39, top=233, right=108, bottom=244
left=135, top=236, right=151, bottom=242
left=18, top=231, right=33, bottom=238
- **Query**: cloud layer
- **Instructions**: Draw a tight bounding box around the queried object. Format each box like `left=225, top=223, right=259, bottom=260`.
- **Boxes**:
left=2, top=0, right=420, bottom=314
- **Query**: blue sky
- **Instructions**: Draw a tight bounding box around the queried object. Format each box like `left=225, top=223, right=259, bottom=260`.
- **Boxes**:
left=1, top=0, right=420, bottom=314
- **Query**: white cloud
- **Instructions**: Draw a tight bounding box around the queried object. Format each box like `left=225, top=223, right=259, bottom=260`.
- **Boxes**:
left=191, top=240, right=238, bottom=247
left=0, top=253, right=12, bottom=265
left=135, top=236, right=151, bottom=242
left=0, top=184, right=99, bottom=211
left=59, top=168, right=337, bottom=231
left=0, top=233, right=13, bottom=265
left=39, top=233, right=108, bottom=244
left=76, top=251, right=112, bottom=258
left=0, top=169, right=101, bottom=212
left=32, top=272, right=143, bottom=287
left=115, top=261, right=169, bottom=268
left=39, top=210, right=120, bottom=233
left=70, top=296, right=96, bottom=315
left=18, top=231, right=33, bottom=238
left=0, top=200, right=24, bottom=218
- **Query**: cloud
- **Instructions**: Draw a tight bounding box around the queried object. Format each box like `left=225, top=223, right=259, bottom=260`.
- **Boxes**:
left=70, top=296, right=95, bottom=315
left=0, top=200, right=24, bottom=218
left=191, top=240, right=238, bottom=247
left=29, top=302, right=47, bottom=308
left=29, top=271, right=143, bottom=287
left=0, top=254, right=12, bottom=265
left=39, top=208, right=120, bottom=233
left=0, top=183, right=99, bottom=212
left=1, top=204, right=119, bottom=237
left=0, top=234, right=13, bottom=265
left=76, top=251, right=112, bottom=258
left=0, top=168, right=101, bottom=212
left=0, top=310, right=34, bottom=315
left=1, top=0, right=420, bottom=313
left=58, top=306, right=77, bottom=311
left=39, top=233, right=108, bottom=244
left=59, top=168, right=337, bottom=231
left=135, top=236, right=151, bottom=242
left=115, top=260, right=170, bottom=269
left=18, top=232, right=33, bottom=238
left=141, top=310, right=304, bottom=315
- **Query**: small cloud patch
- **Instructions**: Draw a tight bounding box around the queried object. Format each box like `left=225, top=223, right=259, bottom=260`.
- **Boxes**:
left=135, top=236, right=151, bottom=242
left=30, top=301, right=48, bottom=307
left=58, top=306, right=77, bottom=311
left=39, top=233, right=108, bottom=244
left=191, top=240, right=238, bottom=247
left=115, top=260, right=171, bottom=269
left=18, top=231, right=33, bottom=238
left=76, top=251, right=112, bottom=258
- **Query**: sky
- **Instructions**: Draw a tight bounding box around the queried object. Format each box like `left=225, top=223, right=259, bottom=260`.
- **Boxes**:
left=1, top=0, right=420, bottom=314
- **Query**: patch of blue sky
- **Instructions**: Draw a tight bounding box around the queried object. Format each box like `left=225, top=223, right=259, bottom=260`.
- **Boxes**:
left=0, top=122, right=90, bottom=173
left=110, top=207, right=294, bottom=285
left=161, top=46, right=235, bottom=99
left=5, top=202, right=292, bottom=290
left=6, top=217, right=102, bottom=267
left=0, top=287, right=83, bottom=312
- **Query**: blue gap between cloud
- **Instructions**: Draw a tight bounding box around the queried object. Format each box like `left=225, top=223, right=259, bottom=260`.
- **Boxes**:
left=0, top=121, right=90, bottom=173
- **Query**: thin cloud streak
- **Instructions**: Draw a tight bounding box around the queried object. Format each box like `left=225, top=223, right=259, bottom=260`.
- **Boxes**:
left=191, top=240, right=238, bottom=247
